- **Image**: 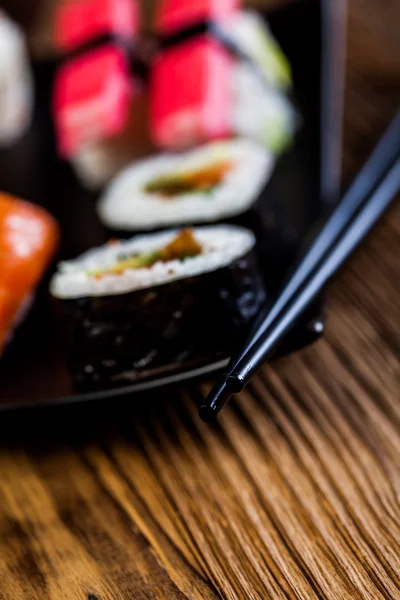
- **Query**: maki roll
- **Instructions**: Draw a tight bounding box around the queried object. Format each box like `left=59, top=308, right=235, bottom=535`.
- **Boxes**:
left=220, top=10, right=291, bottom=89
left=0, top=193, right=59, bottom=356
left=0, top=12, right=33, bottom=146
left=98, top=139, right=273, bottom=230
left=150, top=0, right=295, bottom=151
left=50, top=226, right=265, bottom=389
left=221, top=10, right=295, bottom=151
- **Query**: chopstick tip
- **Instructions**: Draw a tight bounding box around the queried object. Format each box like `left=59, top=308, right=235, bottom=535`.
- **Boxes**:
left=226, top=374, right=245, bottom=393
left=199, top=379, right=234, bottom=422
left=198, top=404, right=218, bottom=422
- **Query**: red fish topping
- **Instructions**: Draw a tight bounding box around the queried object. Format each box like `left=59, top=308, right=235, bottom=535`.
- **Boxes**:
left=151, top=0, right=240, bottom=150
left=156, top=0, right=239, bottom=35
left=53, top=45, right=135, bottom=157
left=53, top=0, right=140, bottom=158
left=55, top=0, right=139, bottom=52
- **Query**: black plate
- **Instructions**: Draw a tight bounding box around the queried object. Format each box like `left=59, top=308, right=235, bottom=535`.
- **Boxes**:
left=0, top=0, right=344, bottom=410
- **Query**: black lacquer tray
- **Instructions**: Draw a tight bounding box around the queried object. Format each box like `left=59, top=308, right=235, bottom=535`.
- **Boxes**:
left=0, top=0, right=345, bottom=410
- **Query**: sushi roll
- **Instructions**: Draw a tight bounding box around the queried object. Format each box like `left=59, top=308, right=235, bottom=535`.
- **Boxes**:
left=220, top=10, right=292, bottom=90
left=0, top=12, right=34, bottom=146
left=0, top=193, right=59, bottom=356
left=98, top=139, right=273, bottom=230
left=150, top=0, right=295, bottom=151
left=222, top=10, right=295, bottom=151
left=52, top=0, right=143, bottom=189
left=50, top=226, right=265, bottom=389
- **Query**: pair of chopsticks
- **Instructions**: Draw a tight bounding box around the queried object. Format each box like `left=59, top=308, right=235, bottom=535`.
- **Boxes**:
left=199, top=109, right=400, bottom=422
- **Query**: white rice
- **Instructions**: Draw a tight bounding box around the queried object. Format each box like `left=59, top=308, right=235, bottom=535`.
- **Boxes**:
left=221, top=10, right=292, bottom=89
left=71, top=145, right=118, bottom=190
left=97, top=139, right=273, bottom=230
left=222, top=10, right=296, bottom=151
left=0, top=12, right=33, bottom=146
left=50, top=225, right=256, bottom=299
left=232, top=63, right=296, bottom=151
left=71, top=142, right=135, bottom=190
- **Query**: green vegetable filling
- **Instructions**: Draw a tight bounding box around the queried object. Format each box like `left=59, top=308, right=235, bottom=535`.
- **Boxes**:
left=89, top=229, right=203, bottom=278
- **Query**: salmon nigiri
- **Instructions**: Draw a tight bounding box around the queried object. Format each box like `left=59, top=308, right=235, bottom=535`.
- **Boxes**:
left=0, top=193, right=59, bottom=355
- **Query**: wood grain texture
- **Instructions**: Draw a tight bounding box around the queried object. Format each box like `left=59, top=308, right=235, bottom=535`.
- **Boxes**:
left=0, top=0, right=400, bottom=598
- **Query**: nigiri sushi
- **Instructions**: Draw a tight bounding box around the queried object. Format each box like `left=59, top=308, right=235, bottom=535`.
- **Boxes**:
left=150, top=0, right=295, bottom=151
left=0, top=11, right=34, bottom=146
left=50, top=225, right=265, bottom=389
left=52, top=0, right=143, bottom=189
left=0, top=193, right=59, bottom=356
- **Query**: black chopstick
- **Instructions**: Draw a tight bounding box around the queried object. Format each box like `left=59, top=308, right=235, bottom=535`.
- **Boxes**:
left=199, top=114, right=400, bottom=421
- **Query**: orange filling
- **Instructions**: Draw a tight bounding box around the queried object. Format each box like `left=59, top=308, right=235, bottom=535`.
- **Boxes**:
left=144, top=160, right=233, bottom=197
left=90, top=229, right=203, bottom=278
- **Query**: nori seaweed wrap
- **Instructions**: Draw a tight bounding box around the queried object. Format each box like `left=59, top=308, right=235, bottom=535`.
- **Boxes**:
left=50, top=226, right=266, bottom=390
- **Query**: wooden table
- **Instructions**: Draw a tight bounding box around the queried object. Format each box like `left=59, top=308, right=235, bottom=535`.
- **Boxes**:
left=0, top=1, right=399, bottom=599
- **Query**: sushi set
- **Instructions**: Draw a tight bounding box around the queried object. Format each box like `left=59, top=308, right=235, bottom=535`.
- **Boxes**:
left=0, top=0, right=345, bottom=410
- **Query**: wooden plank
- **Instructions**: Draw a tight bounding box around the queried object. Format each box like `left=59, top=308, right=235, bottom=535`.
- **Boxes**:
left=0, top=0, right=399, bottom=598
